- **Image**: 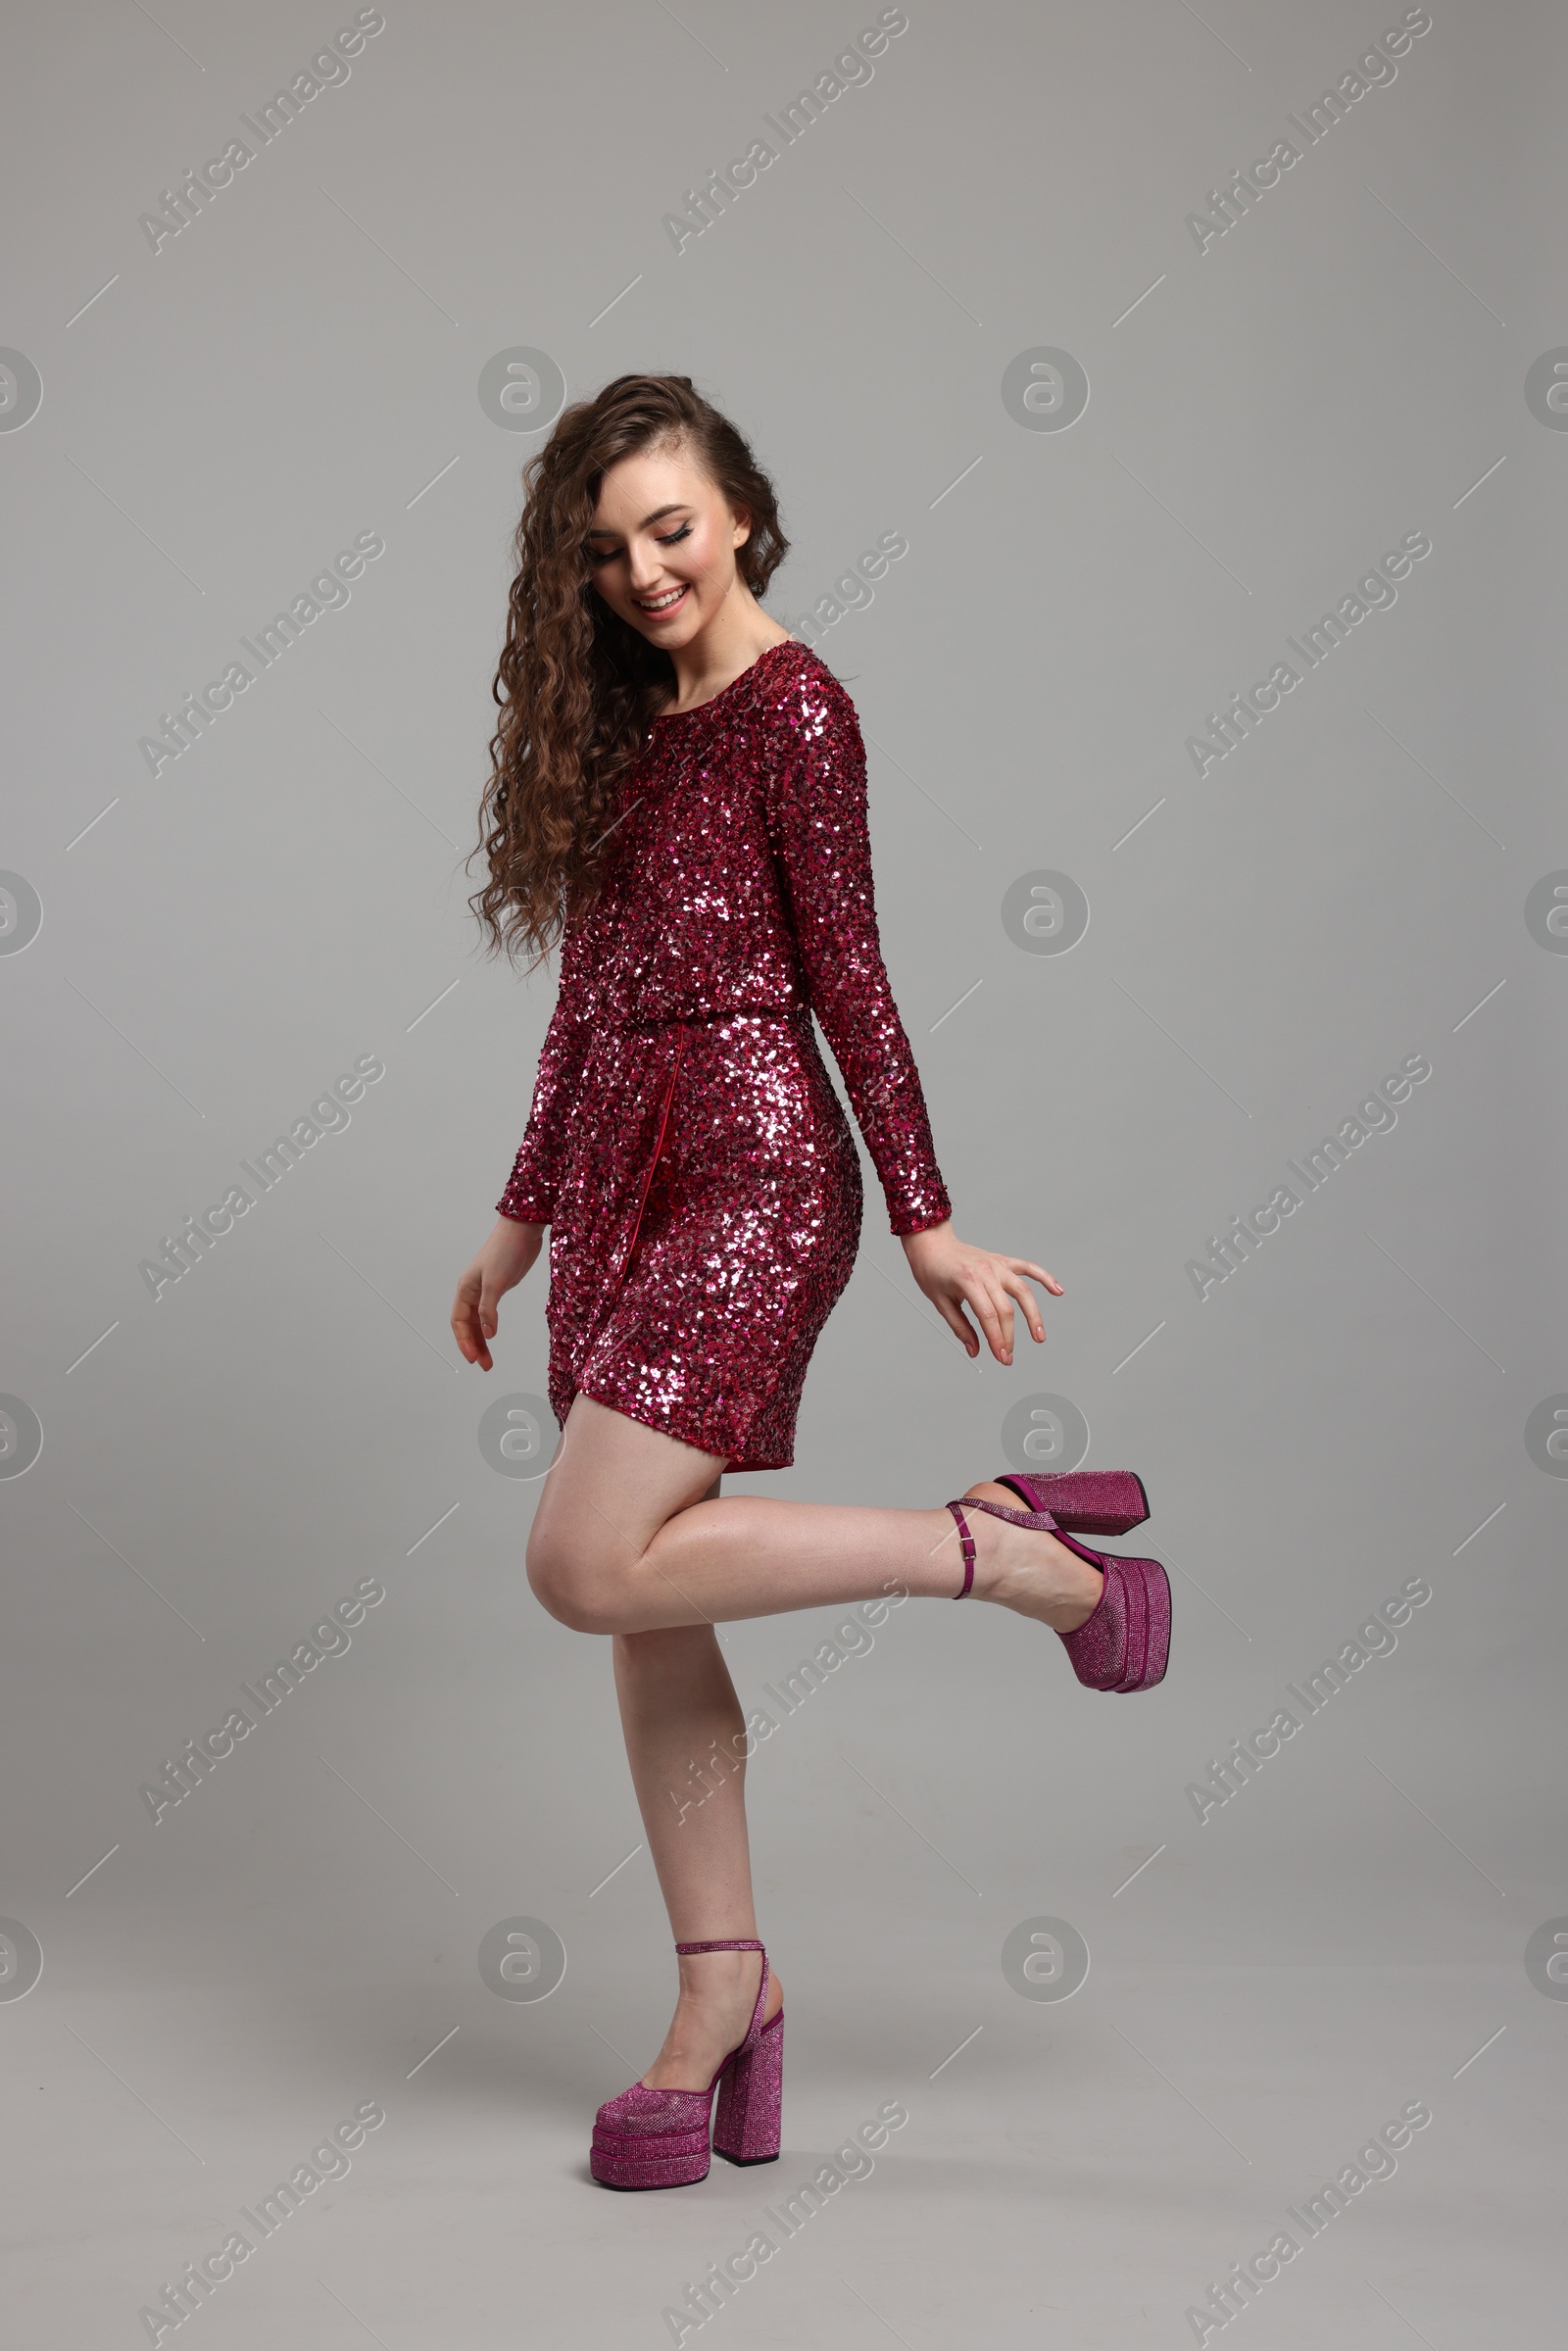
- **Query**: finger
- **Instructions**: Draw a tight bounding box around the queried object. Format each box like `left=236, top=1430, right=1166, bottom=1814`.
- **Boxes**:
left=932, top=1293, right=980, bottom=1356
left=1003, top=1269, right=1047, bottom=1344
left=959, top=1277, right=1008, bottom=1363
left=451, top=1273, right=490, bottom=1368
left=1010, top=1257, right=1064, bottom=1297
left=1007, top=1256, right=1061, bottom=1296
left=986, top=1276, right=1016, bottom=1362
left=453, top=1315, right=488, bottom=1370
left=1004, top=1271, right=1045, bottom=1344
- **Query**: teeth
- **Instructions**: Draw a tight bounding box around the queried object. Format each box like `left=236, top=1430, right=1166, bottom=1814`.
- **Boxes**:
left=638, top=586, right=685, bottom=611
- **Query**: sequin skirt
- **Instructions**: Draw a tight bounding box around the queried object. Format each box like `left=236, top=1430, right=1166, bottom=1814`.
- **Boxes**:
left=544, top=1008, right=862, bottom=1471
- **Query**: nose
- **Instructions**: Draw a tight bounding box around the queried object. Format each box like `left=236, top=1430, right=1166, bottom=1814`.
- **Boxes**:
left=624, top=540, right=666, bottom=594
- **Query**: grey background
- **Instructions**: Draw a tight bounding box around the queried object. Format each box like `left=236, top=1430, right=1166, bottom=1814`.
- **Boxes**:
left=3, top=1, right=1563, bottom=2342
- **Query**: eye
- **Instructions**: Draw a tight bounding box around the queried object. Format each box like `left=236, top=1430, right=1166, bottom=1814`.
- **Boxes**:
left=657, top=523, right=693, bottom=546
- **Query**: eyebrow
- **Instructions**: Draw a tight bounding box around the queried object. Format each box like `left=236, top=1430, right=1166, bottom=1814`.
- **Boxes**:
left=586, top=503, right=691, bottom=537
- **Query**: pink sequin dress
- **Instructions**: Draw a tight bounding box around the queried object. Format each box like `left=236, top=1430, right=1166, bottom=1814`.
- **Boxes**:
left=496, top=637, right=952, bottom=1471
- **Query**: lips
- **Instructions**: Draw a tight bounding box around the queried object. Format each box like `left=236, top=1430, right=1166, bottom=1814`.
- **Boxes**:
left=635, top=583, right=689, bottom=614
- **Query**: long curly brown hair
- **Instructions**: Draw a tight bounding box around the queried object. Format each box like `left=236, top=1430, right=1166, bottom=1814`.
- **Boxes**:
left=469, top=373, right=790, bottom=970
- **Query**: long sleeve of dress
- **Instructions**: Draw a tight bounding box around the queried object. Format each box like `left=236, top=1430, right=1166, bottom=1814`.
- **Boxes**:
left=496, top=909, right=598, bottom=1225
left=764, top=676, right=953, bottom=1238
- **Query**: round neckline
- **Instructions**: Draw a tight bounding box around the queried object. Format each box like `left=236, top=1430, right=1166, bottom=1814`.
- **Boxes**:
left=649, top=635, right=797, bottom=724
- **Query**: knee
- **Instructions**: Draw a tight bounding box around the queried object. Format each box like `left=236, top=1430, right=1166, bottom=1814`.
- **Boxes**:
left=525, top=1524, right=621, bottom=1636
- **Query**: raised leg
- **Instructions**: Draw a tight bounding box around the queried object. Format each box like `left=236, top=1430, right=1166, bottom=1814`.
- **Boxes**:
left=526, top=1394, right=1102, bottom=1638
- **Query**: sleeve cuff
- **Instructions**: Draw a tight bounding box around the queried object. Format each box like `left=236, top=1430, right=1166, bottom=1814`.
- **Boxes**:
left=889, top=1197, right=953, bottom=1240
left=496, top=1196, right=552, bottom=1225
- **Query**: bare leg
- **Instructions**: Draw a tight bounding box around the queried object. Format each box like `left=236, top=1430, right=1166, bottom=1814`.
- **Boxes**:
left=612, top=1605, right=782, bottom=2083
left=530, top=1399, right=1101, bottom=2091
left=527, top=1394, right=1103, bottom=1638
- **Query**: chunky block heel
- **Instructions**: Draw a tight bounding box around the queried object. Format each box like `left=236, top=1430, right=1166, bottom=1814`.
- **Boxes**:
left=947, top=1478, right=1171, bottom=1691
left=589, top=1937, right=781, bottom=2189
left=712, top=2009, right=783, bottom=2165
left=996, top=1468, right=1149, bottom=1538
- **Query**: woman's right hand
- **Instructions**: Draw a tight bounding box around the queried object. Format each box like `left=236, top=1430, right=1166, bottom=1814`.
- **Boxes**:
left=451, top=1217, right=545, bottom=1370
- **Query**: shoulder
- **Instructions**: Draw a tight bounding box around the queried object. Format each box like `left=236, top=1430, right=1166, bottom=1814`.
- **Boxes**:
left=747, top=638, right=862, bottom=749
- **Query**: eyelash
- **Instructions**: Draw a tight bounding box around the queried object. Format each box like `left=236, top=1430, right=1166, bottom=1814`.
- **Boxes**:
left=589, top=523, right=692, bottom=566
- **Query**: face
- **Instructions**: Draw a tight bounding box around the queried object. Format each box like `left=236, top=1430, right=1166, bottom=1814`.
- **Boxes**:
left=585, top=439, right=751, bottom=647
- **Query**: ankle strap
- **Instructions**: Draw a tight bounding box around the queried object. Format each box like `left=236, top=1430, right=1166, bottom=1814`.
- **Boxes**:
left=946, top=1501, right=976, bottom=1598
left=676, top=1938, right=771, bottom=2050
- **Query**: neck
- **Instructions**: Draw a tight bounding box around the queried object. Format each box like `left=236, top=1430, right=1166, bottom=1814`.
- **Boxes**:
left=663, top=583, right=792, bottom=710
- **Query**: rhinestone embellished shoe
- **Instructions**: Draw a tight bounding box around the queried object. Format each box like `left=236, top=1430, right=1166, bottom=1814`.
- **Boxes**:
left=589, top=1938, right=783, bottom=2190
left=946, top=1470, right=1171, bottom=1692
left=993, top=1468, right=1149, bottom=1537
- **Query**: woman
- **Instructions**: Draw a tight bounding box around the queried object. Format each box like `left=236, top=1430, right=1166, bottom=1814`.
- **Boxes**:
left=452, top=373, right=1169, bottom=2191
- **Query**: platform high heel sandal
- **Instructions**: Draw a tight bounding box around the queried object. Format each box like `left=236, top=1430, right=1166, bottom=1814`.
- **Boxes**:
left=946, top=1470, right=1171, bottom=1692
left=590, top=1938, right=783, bottom=2190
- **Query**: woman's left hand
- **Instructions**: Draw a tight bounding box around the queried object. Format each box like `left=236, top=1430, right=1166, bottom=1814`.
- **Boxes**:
left=900, top=1219, right=1063, bottom=1365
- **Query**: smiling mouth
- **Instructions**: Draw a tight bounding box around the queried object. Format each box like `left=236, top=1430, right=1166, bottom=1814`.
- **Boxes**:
left=635, top=584, right=689, bottom=614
